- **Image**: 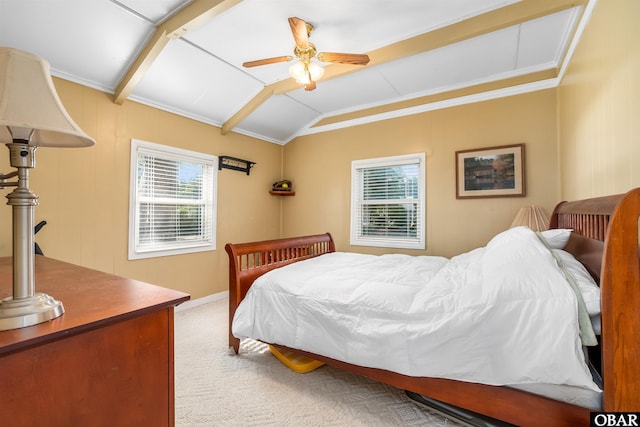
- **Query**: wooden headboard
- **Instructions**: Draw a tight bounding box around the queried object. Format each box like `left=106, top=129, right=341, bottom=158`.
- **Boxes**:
left=549, top=193, right=621, bottom=283
left=550, top=189, right=640, bottom=411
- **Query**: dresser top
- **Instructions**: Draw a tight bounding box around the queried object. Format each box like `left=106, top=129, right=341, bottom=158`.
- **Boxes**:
left=0, top=256, right=190, bottom=354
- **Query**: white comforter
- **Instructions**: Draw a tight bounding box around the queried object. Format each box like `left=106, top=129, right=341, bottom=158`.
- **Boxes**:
left=232, top=227, right=600, bottom=391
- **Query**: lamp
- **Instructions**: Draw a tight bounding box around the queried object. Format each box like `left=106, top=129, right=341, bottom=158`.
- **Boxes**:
left=510, top=205, right=550, bottom=232
left=289, top=60, right=325, bottom=85
left=0, top=47, right=95, bottom=330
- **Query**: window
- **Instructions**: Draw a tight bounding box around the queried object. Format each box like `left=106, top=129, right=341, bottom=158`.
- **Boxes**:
left=350, top=153, right=425, bottom=249
left=128, top=139, right=217, bottom=260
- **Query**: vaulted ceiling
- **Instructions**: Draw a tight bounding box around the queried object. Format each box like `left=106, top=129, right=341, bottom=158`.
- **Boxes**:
left=0, top=0, right=595, bottom=144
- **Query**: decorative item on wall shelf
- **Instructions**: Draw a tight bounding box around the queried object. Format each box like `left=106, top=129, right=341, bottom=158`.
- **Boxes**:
left=218, top=155, right=255, bottom=175
left=455, top=143, right=525, bottom=199
left=270, top=180, right=295, bottom=196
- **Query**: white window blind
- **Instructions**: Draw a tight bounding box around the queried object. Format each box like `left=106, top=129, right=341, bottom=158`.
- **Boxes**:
left=351, top=153, right=425, bottom=249
left=129, top=139, right=217, bottom=259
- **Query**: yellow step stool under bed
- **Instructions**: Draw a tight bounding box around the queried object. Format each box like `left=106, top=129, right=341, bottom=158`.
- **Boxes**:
left=268, top=345, right=325, bottom=373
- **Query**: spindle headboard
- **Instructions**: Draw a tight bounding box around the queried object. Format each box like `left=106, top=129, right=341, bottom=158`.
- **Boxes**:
left=549, top=193, right=622, bottom=282
left=550, top=189, right=640, bottom=411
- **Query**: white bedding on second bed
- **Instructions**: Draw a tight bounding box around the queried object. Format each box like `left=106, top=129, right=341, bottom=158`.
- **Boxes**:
left=232, top=227, right=601, bottom=395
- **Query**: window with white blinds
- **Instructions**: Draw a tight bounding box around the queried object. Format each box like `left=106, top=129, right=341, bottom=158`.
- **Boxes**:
left=128, top=139, right=217, bottom=260
left=350, top=153, right=425, bottom=249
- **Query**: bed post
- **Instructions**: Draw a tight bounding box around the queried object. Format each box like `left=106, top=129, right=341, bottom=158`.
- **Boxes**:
left=225, top=242, right=242, bottom=354
left=600, top=188, right=640, bottom=411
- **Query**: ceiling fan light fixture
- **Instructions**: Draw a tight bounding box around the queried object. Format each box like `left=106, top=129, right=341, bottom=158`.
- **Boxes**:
left=289, top=61, right=307, bottom=83
left=248, top=17, right=366, bottom=91
left=289, top=60, right=324, bottom=86
left=307, top=61, right=324, bottom=81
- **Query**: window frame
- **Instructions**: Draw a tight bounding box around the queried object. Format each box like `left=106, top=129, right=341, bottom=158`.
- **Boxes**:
left=128, top=139, right=218, bottom=260
left=350, top=153, right=426, bottom=250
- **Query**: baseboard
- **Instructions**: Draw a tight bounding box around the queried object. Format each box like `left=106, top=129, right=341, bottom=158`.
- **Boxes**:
left=175, top=290, right=229, bottom=312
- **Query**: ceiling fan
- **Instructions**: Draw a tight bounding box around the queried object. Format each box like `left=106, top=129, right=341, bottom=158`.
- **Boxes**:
left=242, top=17, right=370, bottom=91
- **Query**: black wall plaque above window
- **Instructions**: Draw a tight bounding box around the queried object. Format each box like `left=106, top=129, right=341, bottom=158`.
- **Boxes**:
left=218, top=156, right=256, bottom=175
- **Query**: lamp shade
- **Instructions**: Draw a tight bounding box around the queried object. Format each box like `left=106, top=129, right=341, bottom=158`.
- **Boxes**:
left=0, top=47, right=95, bottom=147
left=510, top=205, right=550, bottom=231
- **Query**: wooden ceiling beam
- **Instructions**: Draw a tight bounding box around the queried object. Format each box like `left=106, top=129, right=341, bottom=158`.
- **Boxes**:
left=221, top=80, right=299, bottom=135
left=113, top=30, right=169, bottom=105
left=365, top=0, right=587, bottom=65
left=221, top=0, right=587, bottom=135
left=113, top=0, right=242, bottom=105
left=312, top=68, right=559, bottom=129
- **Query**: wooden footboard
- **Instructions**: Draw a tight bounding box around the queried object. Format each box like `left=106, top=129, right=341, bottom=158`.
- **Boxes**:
left=225, top=233, right=335, bottom=353
left=225, top=188, right=640, bottom=425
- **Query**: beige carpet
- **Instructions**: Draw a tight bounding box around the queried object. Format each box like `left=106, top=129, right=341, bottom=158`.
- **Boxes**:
left=174, top=297, right=464, bottom=426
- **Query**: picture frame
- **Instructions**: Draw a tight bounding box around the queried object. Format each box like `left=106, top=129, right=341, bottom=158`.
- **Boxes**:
left=455, top=143, right=525, bottom=199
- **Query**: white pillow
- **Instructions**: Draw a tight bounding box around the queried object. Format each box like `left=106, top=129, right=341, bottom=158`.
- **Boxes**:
left=552, top=249, right=601, bottom=316
left=540, top=228, right=572, bottom=249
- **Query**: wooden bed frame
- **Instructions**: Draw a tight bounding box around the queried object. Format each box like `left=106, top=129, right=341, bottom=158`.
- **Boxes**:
left=225, top=188, right=640, bottom=426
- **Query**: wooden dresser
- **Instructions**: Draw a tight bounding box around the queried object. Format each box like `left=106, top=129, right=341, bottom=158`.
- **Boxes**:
left=0, top=256, right=190, bottom=427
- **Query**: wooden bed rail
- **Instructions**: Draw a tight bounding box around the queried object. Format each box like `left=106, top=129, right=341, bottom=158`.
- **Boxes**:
left=225, top=233, right=335, bottom=353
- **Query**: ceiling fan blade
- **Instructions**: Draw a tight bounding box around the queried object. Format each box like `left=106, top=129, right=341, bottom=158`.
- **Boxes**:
left=242, top=56, right=293, bottom=68
left=317, top=52, right=370, bottom=65
left=288, top=17, right=309, bottom=49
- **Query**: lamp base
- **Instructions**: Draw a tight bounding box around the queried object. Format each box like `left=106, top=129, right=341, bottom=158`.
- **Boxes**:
left=0, top=292, right=64, bottom=331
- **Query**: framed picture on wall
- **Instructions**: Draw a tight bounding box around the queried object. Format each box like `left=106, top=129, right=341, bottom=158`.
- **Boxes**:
left=455, top=144, right=525, bottom=199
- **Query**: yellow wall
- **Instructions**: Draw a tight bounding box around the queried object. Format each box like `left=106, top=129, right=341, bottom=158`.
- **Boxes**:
left=283, top=90, right=560, bottom=257
left=0, top=80, right=284, bottom=299
left=558, top=0, right=640, bottom=199
left=282, top=0, right=640, bottom=258
left=3, top=0, right=634, bottom=300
